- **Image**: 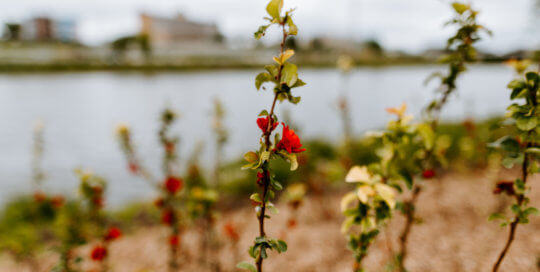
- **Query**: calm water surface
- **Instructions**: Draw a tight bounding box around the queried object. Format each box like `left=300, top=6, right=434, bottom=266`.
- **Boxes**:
left=0, top=65, right=512, bottom=206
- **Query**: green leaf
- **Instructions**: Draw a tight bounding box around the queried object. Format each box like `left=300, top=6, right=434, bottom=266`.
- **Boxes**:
left=236, top=262, right=257, bottom=272
left=266, top=0, right=283, bottom=20
left=244, top=152, right=258, bottom=163
left=451, top=2, right=469, bottom=14
left=507, top=79, right=525, bottom=90
left=254, top=25, right=270, bottom=40
left=286, top=16, right=297, bottom=35
left=525, top=147, right=540, bottom=154
left=488, top=213, right=505, bottom=221
left=523, top=207, right=539, bottom=216
left=291, top=78, right=306, bottom=88
left=259, top=110, right=269, bottom=116
left=525, top=71, right=539, bottom=84
left=256, top=72, right=274, bottom=90
left=516, top=116, right=537, bottom=131
left=281, top=63, right=298, bottom=87
left=250, top=193, right=262, bottom=203
left=277, top=240, right=288, bottom=252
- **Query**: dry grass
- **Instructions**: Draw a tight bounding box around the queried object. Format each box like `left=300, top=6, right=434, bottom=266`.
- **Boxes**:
left=1, top=170, right=539, bottom=272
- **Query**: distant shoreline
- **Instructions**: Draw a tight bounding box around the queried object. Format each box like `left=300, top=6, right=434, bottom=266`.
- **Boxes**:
left=0, top=59, right=505, bottom=73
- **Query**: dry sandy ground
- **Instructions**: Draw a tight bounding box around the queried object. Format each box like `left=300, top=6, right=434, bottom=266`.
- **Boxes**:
left=1, top=170, right=539, bottom=272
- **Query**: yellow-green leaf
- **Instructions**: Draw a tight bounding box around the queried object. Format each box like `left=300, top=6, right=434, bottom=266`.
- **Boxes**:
left=266, top=0, right=283, bottom=20
left=340, top=192, right=357, bottom=211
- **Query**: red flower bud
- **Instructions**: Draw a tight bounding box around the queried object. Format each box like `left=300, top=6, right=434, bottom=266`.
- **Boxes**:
left=223, top=222, right=240, bottom=241
left=422, top=169, right=436, bottom=179
left=51, top=195, right=65, bottom=208
left=165, top=142, right=175, bottom=154
left=128, top=163, right=139, bottom=174
left=161, top=210, right=174, bottom=225
left=164, top=177, right=183, bottom=194
left=92, top=197, right=104, bottom=208
left=90, top=246, right=107, bottom=261
left=169, top=235, right=180, bottom=246
left=104, top=227, right=122, bottom=241
left=33, top=192, right=46, bottom=203
left=276, top=123, right=305, bottom=154
left=287, top=218, right=297, bottom=229
left=257, top=116, right=278, bottom=134
left=494, top=181, right=515, bottom=196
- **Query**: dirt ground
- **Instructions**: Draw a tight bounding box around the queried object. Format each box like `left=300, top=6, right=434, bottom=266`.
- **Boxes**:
left=1, top=170, right=539, bottom=272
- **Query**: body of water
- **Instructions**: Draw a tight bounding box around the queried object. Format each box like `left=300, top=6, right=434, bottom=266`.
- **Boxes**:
left=0, top=65, right=513, bottom=206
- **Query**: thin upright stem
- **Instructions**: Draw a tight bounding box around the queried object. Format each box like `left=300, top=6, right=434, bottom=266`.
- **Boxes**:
left=492, top=150, right=529, bottom=272
left=255, top=22, right=288, bottom=272
left=492, top=84, right=537, bottom=271
left=398, top=186, right=421, bottom=271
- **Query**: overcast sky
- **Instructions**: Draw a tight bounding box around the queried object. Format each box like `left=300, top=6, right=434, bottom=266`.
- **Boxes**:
left=1, top=0, right=539, bottom=53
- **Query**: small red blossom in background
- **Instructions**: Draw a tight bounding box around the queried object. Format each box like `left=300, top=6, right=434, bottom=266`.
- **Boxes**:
left=51, top=195, right=65, bottom=208
left=92, top=197, right=104, bottom=208
left=128, top=163, right=139, bottom=174
left=164, top=176, right=183, bottom=194
left=169, top=235, right=180, bottom=246
left=223, top=222, right=240, bottom=241
left=161, top=209, right=174, bottom=225
left=33, top=192, right=46, bottom=203
left=276, top=123, right=305, bottom=154
left=257, top=116, right=278, bottom=134
left=286, top=219, right=297, bottom=229
left=494, top=181, right=515, bottom=196
left=90, top=246, right=107, bottom=261
left=104, top=227, right=122, bottom=241
left=422, top=169, right=436, bottom=179
left=165, top=142, right=175, bottom=154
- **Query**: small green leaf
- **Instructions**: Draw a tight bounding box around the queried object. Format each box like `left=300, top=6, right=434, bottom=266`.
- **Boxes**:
left=256, top=72, right=274, bottom=90
left=488, top=213, right=505, bottom=221
left=244, top=152, right=258, bottom=163
left=250, top=193, right=262, bottom=203
left=451, top=2, right=469, bottom=14
left=266, top=0, right=283, bottom=20
left=236, top=262, right=257, bottom=272
left=516, top=116, right=537, bottom=131
left=281, top=63, right=298, bottom=87
left=259, top=110, right=269, bottom=116
left=277, top=240, right=288, bottom=252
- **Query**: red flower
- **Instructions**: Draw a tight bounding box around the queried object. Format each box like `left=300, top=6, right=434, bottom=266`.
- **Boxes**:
left=33, top=192, right=46, bottom=203
left=161, top=210, right=174, bottom=225
left=256, top=171, right=267, bottom=187
left=422, top=169, right=436, bottom=179
left=169, top=235, right=180, bottom=246
left=92, top=197, right=104, bottom=208
left=257, top=116, right=278, bottom=134
left=287, top=218, right=297, bottom=229
left=164, top=177, right=183, bottom=194
left=223, top=222, right=240, bottom=241
left=165, top=142, right=175, bottom=154
left=128, top=163, right=139, bottom=174
left=90, top=246, right=107, bottom=261
left=276, top=123, right=305, bottom=153
left=104, top=227, right=122, bottom=241
left=494, top=181, right=515, bottom=196
left=51, top=195, right=65, bottom=208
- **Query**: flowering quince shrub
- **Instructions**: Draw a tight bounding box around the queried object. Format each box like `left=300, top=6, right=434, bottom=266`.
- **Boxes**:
left=74, top=169, right=122, bottom=271
left=488, top=60, right=539, bottom=272
left=341, top=104, right=438, bottom=271
left=237, top=1, right=306, bottom=271
left=392, top=3, right=489, bottom=271
left=116, top=109, right=185, bottom=271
